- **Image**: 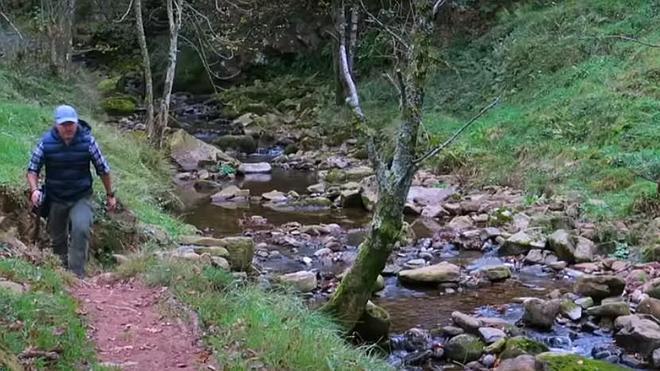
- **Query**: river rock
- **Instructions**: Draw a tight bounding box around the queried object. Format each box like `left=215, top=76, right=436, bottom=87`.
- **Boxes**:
left=179, top=235, right=225, bottom=246
left=482, top=354, right=496, bottom=368
left=574, top=236, right=595, bottom=263
left=560, top=300, right=582, bottom=321
left=403, top=328, right=431, bottom=351
left=522, top=298, right=560, bottom=330
left=193, top=179, right=221, bottom=192
left=262, top=190, right=287, bottom=202
left=653, top=348, right=660, bottom=369
left=442, top=326, right=465, bottom=337
left=643, top=278, right=660, bottom=299
left=217, top=237, right=255, bottom=271
left=479, top=327, right=506, bottom=343
left=524, top=249, right=545, bottom=265
left=500, top=337, right=549, bottom=359
left=445, top=334, right=485, bottom=363
left=0, top=280, right=25, bottom=294
left=278, top=271, right=317, bottom=292
left=449, top=216, right=474, bottom=231
left=345, top=166, right=374, bottom=180
left=359, top=176, right=378, bottom=211
left=353, top=301, right=390, bottom=342
left=238, top=162, right=272, bottom=174
left=192, top=245, right=230, bottom=258
left=485, top=338, right=507, bottom=353
left=574, top=275, right=625, bottom=301
left=546, top=229, right=575, bottom=263
left=575, top=297, right=594, bottom=309
left=211, top=256, right=230, bottom=270
left=480, top=265, right=512, bottom=282
left=452, top=311, right=483, bottom=333
left=168, top=129, right=239, bottom=171
left=495, top=355, right=540, bottom=371
left=404, top=259, right=426, bottom=269
left=614, top=314, right=660, bottom=357
left=398, top=262, right=460, bottom=284
left=407, top=186, right=455, bottom=207
left=373, top=275, right=385, bottom=292
left=586, top=301, right=630, bottom=318
left=500, top=231, right=534, bottom=256
left=211, top=185, right=250, bottom=202
left=340, top=189, right=363, bottom=208
left=307, top=183, right=325, bottom=193
left=638, top=297, right=660, bottom=319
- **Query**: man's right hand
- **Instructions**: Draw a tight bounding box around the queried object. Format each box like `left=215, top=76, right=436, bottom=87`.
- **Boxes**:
left=31, top=190, right=42, bottom=208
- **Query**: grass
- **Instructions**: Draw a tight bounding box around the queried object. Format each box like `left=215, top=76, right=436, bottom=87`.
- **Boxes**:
left=0, top=66, right=191, bottom=237
left=0, top=259, right=99, bottom=370
left=118, top=258, right=392, bottom=371
left=320, top=0, right=659, bottom=220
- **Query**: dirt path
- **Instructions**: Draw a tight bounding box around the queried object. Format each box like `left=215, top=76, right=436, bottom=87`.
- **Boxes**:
left=71, top=277, right=214, bottom=370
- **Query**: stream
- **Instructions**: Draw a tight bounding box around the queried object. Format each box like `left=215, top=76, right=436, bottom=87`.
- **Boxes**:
left=176, top=154, right=627, bottom=369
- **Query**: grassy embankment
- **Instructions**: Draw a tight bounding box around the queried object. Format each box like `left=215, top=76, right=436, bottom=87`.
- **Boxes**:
left=0, top=66, right=390, bottom=370
left=324, top=0, right=659, bottom=221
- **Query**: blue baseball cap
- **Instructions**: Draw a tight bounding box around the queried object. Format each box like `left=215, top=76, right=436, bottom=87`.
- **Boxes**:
left=54, top=105, right=78, bottom=125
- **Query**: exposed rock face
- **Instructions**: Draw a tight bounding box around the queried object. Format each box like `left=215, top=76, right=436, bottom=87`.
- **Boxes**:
left=574, top=275, right=625, bottom=301
left=522, top=298, right=560, bottom=330
left=398, top=262, right=460, bottom=284
left=169, top=129, right=239, bottom=171
left=614, top=314, right=660, bottom=357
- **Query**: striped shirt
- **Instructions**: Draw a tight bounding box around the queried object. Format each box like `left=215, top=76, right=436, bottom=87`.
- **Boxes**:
left=28, top=136, right=111, bottom=176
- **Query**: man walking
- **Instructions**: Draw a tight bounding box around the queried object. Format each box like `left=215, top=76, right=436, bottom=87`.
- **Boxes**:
left=27, top=104, right=116, bottom=277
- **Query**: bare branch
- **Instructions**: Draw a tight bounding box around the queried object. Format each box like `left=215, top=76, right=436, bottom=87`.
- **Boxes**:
left=0, top=10, right=23, bottom=39
left=432, top=0, right=447, bottom=17
left=604, top=34, right=660, bottom=48
left=338, top=1, right=365, bottom=121
left=113, top=0, right=134, bottom=23
left=413, top=96, right=500, bottom=166
left=359, top=0, right=409, bottom=50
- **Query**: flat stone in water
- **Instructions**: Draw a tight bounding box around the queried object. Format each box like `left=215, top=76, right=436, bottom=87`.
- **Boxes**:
left=479, top=327, right=506, bottom=343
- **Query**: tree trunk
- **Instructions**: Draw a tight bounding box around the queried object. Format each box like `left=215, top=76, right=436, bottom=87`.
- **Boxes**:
left=332, top=0, right=345, bottom=106
left=151, top=0, right=182, bottom=149
left=134, top=0, right=154, bottom=132
left=43, top=0, right=75, bottom=77
left=347, top=2, right=358, bottom=75
left=321, top=0, right=436, bottom=331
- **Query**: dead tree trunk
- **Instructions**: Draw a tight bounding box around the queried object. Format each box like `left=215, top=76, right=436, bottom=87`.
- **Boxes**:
left=134, top=0, right=154, bottom=132
left=151, top=0, right=182, bottom=149
left=42, top=0, right=76, bottom=77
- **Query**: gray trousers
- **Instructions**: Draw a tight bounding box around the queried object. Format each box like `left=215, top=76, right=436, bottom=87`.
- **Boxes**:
left=47, top=197, right=93, bottom=277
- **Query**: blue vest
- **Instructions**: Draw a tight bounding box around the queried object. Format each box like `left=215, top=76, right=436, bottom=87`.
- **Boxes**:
left=41, top=120, right=94, bottom=202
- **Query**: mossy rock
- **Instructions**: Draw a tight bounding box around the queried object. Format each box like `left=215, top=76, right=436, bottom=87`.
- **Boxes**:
left=213, top=135, right=257, bottom=154
left=536, top=353, right=627, bottom=371
left=501, top=336, right=549, bottom=359
left=101, top=96, right=137, bottom=115
left=353, top=147, right=369, bottom=160
left=97, top=76, right=120, bottom=95
left=445, top=334, right=485, bottom=363
left=325, top=169, right=347, bottom=184
left=353, top=301, right=391, bottom=342
left=284, top=143, right=299, bottom=155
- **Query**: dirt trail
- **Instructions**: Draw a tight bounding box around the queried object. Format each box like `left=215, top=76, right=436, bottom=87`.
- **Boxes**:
left=71, top=277, right=214, bottom=370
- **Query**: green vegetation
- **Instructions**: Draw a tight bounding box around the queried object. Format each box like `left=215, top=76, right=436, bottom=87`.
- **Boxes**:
left=328, top=0, right=660, bottom=219
left=117, top=257, right=392, bottom=370
left=538, top=353, right=627, bottom=371
left=501, top=336, right=549, bottom=359
left=0, top=259, right=98, bottom=370
left=0, top=66, right=190, bottom=237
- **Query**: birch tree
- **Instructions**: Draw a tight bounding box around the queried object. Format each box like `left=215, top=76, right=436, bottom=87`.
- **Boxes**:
left=41, top=0, right=76, bottom=77
left=133, top=0, right=154, bottom=132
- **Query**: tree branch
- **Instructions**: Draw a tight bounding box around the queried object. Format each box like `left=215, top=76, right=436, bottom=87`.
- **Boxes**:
left=432, top=0, right=448, bottom=18
left=603, top=34, right=660, bottom=48
left=0, top=10, right=23, bottom=39
left=413, top=96, right=500, bottom=166
left=113, top=0, right=134, bottom=23
left=358, top=0, right=409, bottom=51
left=338, top=0, right=365, bottom=121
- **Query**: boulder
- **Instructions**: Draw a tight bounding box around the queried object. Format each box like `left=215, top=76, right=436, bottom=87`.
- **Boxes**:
left=307, top=183, right=325, bottom=194
left=192, top=246, right=230, bottom=258
left=452, top=311, right=483, bottom=333
left=478, top=327, right=506, bottom=344
left=407, top=186, right=455, bottom=207
left=575, top=297, right=594, bottom=309
left=560, top=300, right=582, bottom=321
left=217, top=237, right=255, bottom=271
left=586, top=302, right=631, bottom=318
left=495, top=355, right=541, bottom=371
left=238, top=162, right=272, bottom=174
left=500, top=336, right=549, bottom=359
left=179, top=235, right=225, bottom=246
left=524, top=249, right=545, bottom=265
left=402, top=328, right=431, bottom=351
left=211, top=256, right=230, bottom=270
left=448, top=216, right=474, bottom=231
left=546, top=229, right=575, bottom=263
left=340, top=189, right=363, bottom=208
left=444, top=334, right=484, bottom=363
left=574, top=275, right=625, bottom=301
left=614, top=314, right=660, bottom=357
left=637, top=297, right=660, bottom=319
left=481, top=265, right=512, bottom=282
left=278, top=271, right=317, bottom=292
left=653, top=348, right=660, bottom=369
left=211, top=185, right=250, bottom=202
left=0, top=280, right=25, bottom=294
left=500, top=231, right=534, bottom=256
left=398, top=262, right=460, bottom=284
left=169, top=129, right=238, bottom=171
left=262, top=190, right=287, bottom=203
left=353, top=301, right=390, bottom=342
left=644, top=278, right=660, bottom=299
left=574, top=236, right=596, bottom=263
left=522, top=298, right=560, bottom=330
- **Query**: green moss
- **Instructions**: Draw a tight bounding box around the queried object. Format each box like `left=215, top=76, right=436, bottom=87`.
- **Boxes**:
left=501, top=336, right=549, bottom=359
left=538, top=353, right=627, bottom=371
left=213, top=135, right=257, bottom=154
left=101, top=96, right=137, bottom=115
left=96, top=76, right=120, bottom=95
left=325, top=169, right=347, bottom=184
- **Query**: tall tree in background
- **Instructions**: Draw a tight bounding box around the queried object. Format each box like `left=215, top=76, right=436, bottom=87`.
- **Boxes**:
left=332, top=0, right=360, bottom=105
left=133, top=0, right=154, bottom=133
left=322, top=0, right=497, bottom=330
left=41, top=0, right=76, bottom=76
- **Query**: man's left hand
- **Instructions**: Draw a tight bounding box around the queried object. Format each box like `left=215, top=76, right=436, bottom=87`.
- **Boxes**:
left=106, top=195, right=117, bottom=212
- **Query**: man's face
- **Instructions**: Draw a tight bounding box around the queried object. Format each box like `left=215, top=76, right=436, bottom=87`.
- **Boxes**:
left=56, top=121, right=77, bottom=142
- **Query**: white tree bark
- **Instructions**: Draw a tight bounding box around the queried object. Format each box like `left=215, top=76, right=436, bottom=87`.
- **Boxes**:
left=134, top=0, right=154, bottom=133
left=337, top=0, right=364, bottom=121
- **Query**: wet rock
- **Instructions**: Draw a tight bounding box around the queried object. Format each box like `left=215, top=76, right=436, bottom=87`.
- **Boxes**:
left=560, top=300, right=582, bottom=321
left=500, top=337, right=549, bottom=359
left=168, top=129, right=239, bottom=171
left=307, top=183, right=325, bottom=194
left=586, top=301, right=630, bottom=318
left=0, top=280, right=25, bottom=294
left=500, top=231, right=534, bottom=256
left=339, top=189, right=363, bottom=208
left=643, top=278, right=660, bottom=299
left=374, top=275, right=385, bottom=292
left=522, top=298, right=560, bottom=330
left=402, top=350, right=432, bottom=366
left=480, top=265, right=512, bottom=282
left=192, top=245, right=230, bottom=257
left=445, top=334, right=484, bottom=363
left=353, top=301, right=390, bottom=342
left=442, top=326, right=465, bottom=337
left=548, top=261, right=568, bottom=270
left=478, top=327, right=506, bottom=343
left=404, top=259, right=426, bottom=269
left=211, top=256, right=230, bottom=270
left=480, top=227, right=502, bottom=241
left=614, top=314, right=660, bottom=357
left=278, top=271, right=317, bottom=292
left=574, top=236, right=595, bottom=263
left=398, top=262, right=460, bottom=284
left=403, top=328, right=431, bottom=351
left=218, top=237, right=255, bottom=271
left=238, top=162, right=272, bottom=174
left=449, top=216, right=474, bottom=231
left=653, top=348, right=660, bottom=369
left=524, top=249, right=545, bottom=265
left=621, top=354, right=647, bottom=368
left=313, top=248, right=332, bottom=257
left=485, top=338, right=506, bottom=354
left=211, top=185, right=250, bottom=202
left=261, top=190, right=287, bottom=202
left=576, top=275, right=625, bottom=302
left=537, top=352, right=627, bottom=370
left=193, top=179, right=221, bottom=192
left=591, top=343, right=623, bottom=361
left=546, top=229, right=575, bottom=263
left=638, top=297, right=660, bottom=319
left=495, top=355, right=540, bottom=371
left=452, top=311, right=483, bottom=333
left=481, top=354, right=496, bottom=368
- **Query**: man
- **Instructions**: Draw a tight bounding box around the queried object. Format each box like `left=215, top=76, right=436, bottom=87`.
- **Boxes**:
left=27, top=104, right=117, bottom=277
